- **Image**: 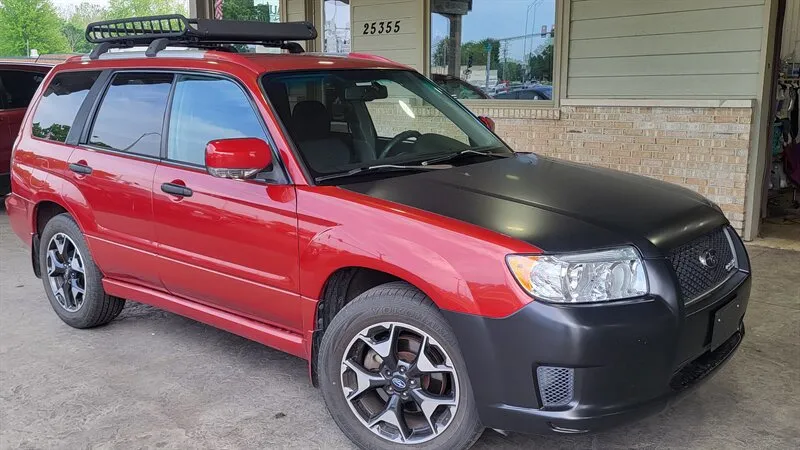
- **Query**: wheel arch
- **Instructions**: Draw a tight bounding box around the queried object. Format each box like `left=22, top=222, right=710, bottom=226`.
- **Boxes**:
left=308, top=265, right=455, bottom=387
left=30, top=199, right=76, bottom=278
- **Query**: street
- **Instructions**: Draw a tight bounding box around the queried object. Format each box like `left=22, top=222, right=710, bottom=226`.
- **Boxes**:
left=1, top=206, right=798, bottom=449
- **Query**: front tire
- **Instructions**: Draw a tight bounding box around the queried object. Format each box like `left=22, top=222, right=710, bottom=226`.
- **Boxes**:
left=319, top=282, right=483, bottom=450
left=39, top=213, right=124, bottom=328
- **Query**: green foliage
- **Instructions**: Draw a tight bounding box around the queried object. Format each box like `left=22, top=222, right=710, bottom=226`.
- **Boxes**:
left=498, top=61, right=523, bottom=82
left=223, top=0, right=274, bottom=22
left=432, top=37, right=500, bottom=69
left=527, top=39, right=554, bottom=82
left=32, top=122, right=70, bottom=142
left=0, top=0, right=69, bottom=56
left=106, top=0, right=187, bottom=18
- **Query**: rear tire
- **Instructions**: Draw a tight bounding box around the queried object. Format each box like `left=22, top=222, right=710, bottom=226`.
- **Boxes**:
left=319, top=282, right=483, bottom=450
left=39, top=213, right=124, bottom=328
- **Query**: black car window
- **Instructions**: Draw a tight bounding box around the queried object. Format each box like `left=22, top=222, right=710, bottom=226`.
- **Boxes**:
left=493, top=91, right=519, bottom=100
left=31, top=71, right=100, bottom=143
left=518, top=90, right=542, bottom=100
left=167, top=75, right=267, bottom=166
left=0, top=70, right=46, bottom=109
left=89, top=72, right=173, bottom=157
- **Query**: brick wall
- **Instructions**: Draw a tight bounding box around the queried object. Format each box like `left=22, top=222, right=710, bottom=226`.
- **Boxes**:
left=466, top=105, right=753, bottom=232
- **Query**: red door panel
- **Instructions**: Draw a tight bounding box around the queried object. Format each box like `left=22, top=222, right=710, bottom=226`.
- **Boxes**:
left=67, top=147, right=162, bottom=289
left=1, top=108, right=25, bottom=176
left=152, top=164, right=302, bottom=331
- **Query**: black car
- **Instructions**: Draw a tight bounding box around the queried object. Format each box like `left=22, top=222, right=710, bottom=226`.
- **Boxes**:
left=431, top=74, right=491, bottom=99
left=493, top=85, right=553, bottom=100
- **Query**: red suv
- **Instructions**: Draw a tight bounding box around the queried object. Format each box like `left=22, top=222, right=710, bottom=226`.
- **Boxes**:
left=0, top=62, right=50, bottom=194
left=6, top=16, right=751, bottom=449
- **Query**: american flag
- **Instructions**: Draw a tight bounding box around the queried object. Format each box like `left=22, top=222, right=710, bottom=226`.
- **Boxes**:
left=214, top=0, right=224, bottom=19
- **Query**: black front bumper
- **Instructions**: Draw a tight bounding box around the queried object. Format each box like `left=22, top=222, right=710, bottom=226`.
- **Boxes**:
left=443, top=236, right=751, bottom=435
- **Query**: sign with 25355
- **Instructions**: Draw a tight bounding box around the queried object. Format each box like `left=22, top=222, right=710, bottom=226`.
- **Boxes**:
left=361, top=21, right=401, bottom=35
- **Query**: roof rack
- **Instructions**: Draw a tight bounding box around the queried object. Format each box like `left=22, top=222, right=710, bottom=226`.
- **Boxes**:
left=85, top=14, right=317, bottom=60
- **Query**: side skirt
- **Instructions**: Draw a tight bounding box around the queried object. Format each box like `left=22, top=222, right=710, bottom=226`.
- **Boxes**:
left=102, top=278, right=308, bottom=360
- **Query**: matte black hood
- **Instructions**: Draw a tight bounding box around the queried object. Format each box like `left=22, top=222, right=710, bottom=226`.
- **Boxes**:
left=340, top=154, right=728, bottom=258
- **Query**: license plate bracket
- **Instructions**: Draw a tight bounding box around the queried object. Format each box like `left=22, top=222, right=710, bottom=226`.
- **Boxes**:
left=711, top=298, right=744, bottom=349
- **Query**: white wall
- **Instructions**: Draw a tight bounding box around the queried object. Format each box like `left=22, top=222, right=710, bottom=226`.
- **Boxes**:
left=567, top=0, right=768, bottom=99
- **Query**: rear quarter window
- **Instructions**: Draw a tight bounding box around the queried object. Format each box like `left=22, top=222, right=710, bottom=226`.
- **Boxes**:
left=31, top=71, right=100, bottom=143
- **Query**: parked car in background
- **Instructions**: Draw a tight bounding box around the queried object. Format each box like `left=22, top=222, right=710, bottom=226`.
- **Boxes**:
left=431, top=74, right=490, bottom=99
left=6, top=16, right=752, bottom=450
left=492, top=85, right=552, bottom=100
left=0, top=62, right=51, bottom=195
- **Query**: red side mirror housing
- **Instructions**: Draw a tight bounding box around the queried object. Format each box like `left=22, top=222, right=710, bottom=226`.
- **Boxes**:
left=478, top=115, right=495, bottom=132
left=205, top=138, right=273, bottom=179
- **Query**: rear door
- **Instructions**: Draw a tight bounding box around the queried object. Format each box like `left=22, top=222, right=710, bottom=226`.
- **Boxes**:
left=67, top=71, right=172, bottom=289
left=151, top=74, right=302, bottom=330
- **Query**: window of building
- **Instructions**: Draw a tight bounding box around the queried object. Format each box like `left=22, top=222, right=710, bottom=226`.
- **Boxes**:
left=430, top=0, right=556, bottom=101
left=31, top=71, right=100, bottom=143
left=167, top=75, right=267, bottom=166
left=323, top=0, right=351, bottom=53
left=218, top=0, right=282, bottom=52
left=88, top=73, right=173, bottom=157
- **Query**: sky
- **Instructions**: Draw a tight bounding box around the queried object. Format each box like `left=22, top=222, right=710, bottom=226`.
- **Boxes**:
left=432, top=0, right=557, bottom=61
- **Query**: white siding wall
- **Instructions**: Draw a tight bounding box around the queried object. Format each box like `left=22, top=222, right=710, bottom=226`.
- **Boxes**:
left=285, top=0, right=306, bottom=22
left=350, top=0, right=426, bottom=71
left=568, top=0, right=767, bottom=99
left=783, top=0, right=800, bottom=62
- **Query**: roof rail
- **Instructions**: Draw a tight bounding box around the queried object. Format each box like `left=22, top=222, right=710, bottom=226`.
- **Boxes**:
left=85, top=14, right=317, bottom=60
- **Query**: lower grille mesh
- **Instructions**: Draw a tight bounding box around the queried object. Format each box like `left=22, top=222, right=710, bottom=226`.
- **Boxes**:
left=536, top=366, right=574, bottom=408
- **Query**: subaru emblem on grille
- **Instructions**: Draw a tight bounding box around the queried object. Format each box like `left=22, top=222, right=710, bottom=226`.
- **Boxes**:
left=699, top=248, right=719, bottom=269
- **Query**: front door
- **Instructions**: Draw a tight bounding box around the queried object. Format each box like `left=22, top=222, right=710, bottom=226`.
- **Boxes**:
left=151, top=74, right=302, bottom=331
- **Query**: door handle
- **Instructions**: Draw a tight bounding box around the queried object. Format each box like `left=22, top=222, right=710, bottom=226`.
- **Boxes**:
left=161, top=182, right=193, bottom=198
left=68, top=162, right=93, bottom=175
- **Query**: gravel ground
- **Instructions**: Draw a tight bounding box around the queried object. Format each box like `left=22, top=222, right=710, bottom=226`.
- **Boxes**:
left=1, top=206, right=798, bottom=449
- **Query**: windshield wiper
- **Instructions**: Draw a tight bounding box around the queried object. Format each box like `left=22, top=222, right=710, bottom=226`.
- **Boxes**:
left=420, top=149, right=511, bottom=166
left=314, top=164, right=452, bottom=183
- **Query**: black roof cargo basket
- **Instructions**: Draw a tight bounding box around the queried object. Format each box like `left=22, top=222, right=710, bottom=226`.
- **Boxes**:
left=85, top=14, right=317, bottom=59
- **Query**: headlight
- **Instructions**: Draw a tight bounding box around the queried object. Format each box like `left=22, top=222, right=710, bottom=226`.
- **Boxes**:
left=507, top=247, right=648, bottom=303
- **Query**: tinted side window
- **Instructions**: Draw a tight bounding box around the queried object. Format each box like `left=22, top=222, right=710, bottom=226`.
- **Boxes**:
left=0, top=70, right=46, bottom=109
left=518, top=90, right=542, bottom=100
left=493, top=91, right=518, bottom=100
left=31, top=71, right=100, bottom=143
left=167, top=75, right=267, bottom=166
left=89, top=73, right=173, bottom=157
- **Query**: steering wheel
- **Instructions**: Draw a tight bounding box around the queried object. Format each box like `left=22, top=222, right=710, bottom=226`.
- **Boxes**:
left=379, top=130, right=422, bottom=159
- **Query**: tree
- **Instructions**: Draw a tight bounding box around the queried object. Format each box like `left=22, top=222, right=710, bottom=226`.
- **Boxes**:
left=60, top=2, right=108, bottom=53
left=527, top=39, right=554, bottom=82
left=106, top=0, right=187, bottom=18
left=0, top=0, right=69, bottom=56
left=223, top=0, right=274, bottom=22
left=432, top=37, right=501, bottom=76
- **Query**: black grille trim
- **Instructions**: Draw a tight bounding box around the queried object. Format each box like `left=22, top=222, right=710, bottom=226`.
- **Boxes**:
left=670, top=328, right=743, bottom=392
left=667, top=227, right=737, bottom=305
left=536, top=366, right=574, bottom=408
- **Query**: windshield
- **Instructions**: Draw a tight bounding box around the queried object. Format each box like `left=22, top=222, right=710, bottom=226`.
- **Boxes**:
left=261, top=69, right=509, bottom=180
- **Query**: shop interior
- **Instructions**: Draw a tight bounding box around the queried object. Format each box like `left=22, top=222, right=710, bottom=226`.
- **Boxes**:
left=761, top=0, right=800, bottom=248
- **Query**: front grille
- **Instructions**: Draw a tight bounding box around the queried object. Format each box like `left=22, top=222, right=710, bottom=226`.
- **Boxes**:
left=536, top=366, right=574, bottom=408
left=668, top=227, right=737, bottom=304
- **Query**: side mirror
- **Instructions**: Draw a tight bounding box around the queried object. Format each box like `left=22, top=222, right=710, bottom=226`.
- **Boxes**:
left=205, top=138, right=273, bottom=180
left=478, top=116, right=495, bottom=132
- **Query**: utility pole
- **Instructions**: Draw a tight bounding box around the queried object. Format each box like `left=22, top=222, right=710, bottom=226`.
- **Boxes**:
left=484, top=42, right=492, bottom=89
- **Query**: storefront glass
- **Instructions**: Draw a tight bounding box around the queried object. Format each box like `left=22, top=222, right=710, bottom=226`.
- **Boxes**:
left=430, top=0, right=556, bottom=100
left=323, top=0, right=352, bottom=53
